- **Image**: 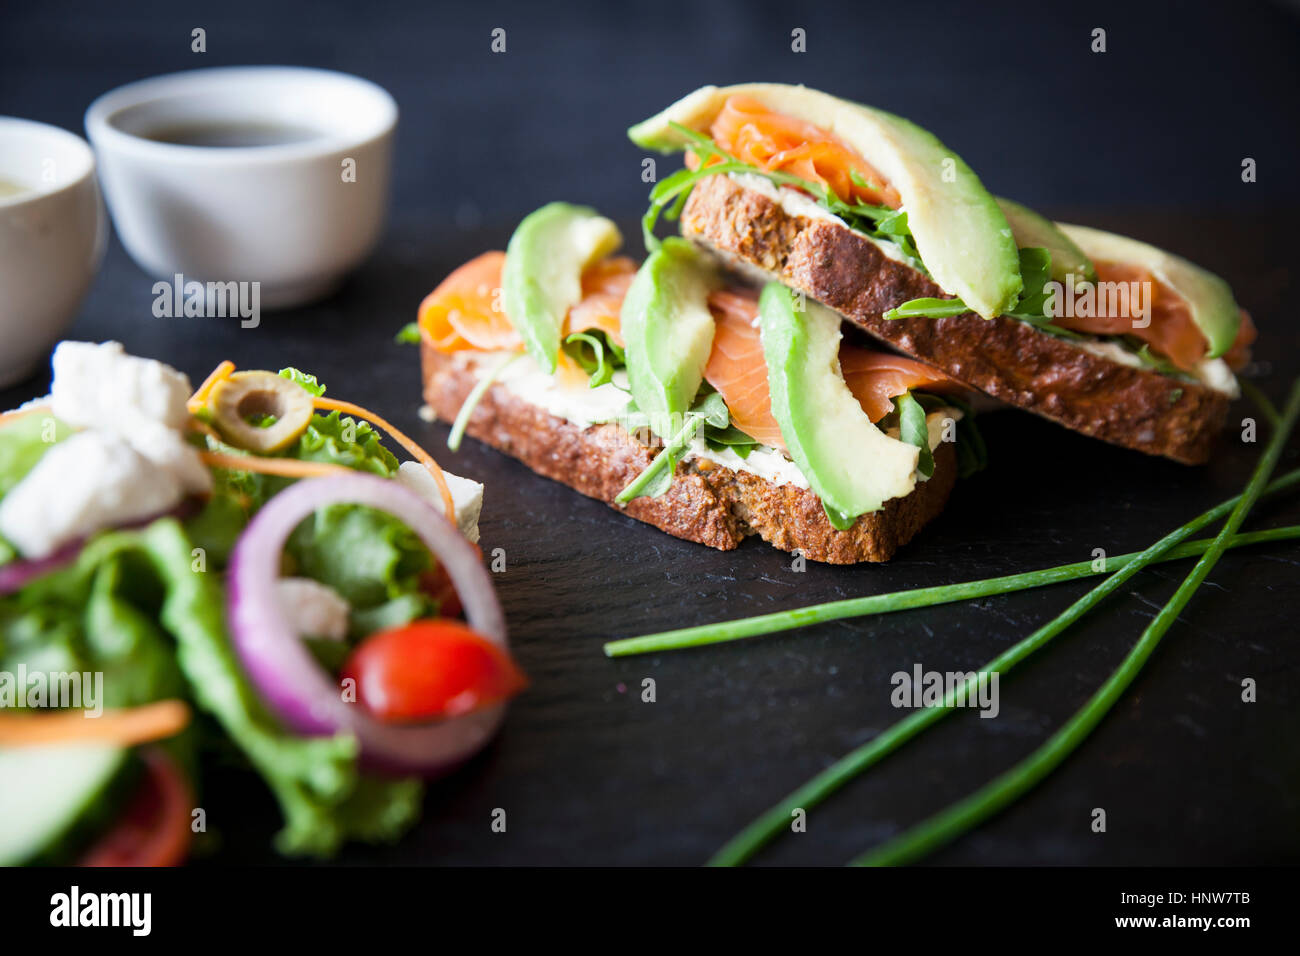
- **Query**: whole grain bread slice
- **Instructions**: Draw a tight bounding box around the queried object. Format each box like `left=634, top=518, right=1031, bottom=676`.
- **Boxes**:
left=421, top=347, right=955, bottom=564
left=680, top=173, right=1231, bottom=465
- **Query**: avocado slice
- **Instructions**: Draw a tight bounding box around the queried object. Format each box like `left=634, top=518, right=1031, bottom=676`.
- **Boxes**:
left=503, top=203, right=622, bottom=373
left=1057, top=223, right=1241, bottom=359
left=629, top=83, right=1022, bottom=320
left=0, top=743, right=134, bottom=865
left=757, top=283, right=919, bottom=524
left=997, top=198, right=1097, bottom=284
left=620, top=238, right=719, bottom=430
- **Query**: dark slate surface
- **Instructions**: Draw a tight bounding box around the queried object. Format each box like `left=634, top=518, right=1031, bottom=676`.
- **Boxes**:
left=1, top=0, right=1297, bottom=865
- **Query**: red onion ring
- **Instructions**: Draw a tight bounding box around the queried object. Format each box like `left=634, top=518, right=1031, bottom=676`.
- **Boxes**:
left=226, top=473, right=508, bottom=776
left=0, top=498, right=202, bottom=597
left=0, top=541, right=83, bottom=595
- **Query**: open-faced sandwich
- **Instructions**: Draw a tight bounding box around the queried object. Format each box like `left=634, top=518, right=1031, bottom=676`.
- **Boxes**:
left=630, top=84, right=1256, bottom=464
left=0, top=341, right=523, bottom=865
left=419, top=204, right=984, bottom=564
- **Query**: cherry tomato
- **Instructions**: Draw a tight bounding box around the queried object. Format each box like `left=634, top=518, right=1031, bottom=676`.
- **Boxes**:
left=81, top=748, right=193, bottom=867
left=342, top=619, right=527, bottom=722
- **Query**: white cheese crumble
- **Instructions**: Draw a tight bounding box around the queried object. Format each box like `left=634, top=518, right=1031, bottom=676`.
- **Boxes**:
left=396, top=461, right=484, bottom=543
left=0, top=430, right=186, bottom=559
left=277, top=577, right=351, bottom=641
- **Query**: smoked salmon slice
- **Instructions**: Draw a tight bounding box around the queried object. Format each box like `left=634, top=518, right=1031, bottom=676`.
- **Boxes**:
left=1053, top=262, right=1255, bottom=372
left=703, top=287, right=963, bottom=451
left=703, top=95, right=901, bottom=210
left=423, top=253, right=966, bottom=448
left=420, top=253, right=638, bottom=355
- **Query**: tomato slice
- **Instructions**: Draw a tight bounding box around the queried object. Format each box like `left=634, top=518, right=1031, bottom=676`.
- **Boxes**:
left=342, top=619, right=527, bottom=722
left=80, top=747, right=193, bottom=867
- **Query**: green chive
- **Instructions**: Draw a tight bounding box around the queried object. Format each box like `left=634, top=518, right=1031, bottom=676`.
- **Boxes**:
left=848, top=378, right=1300, bottom=866
left=447, top=353, right=519, bottom=452
left=605, top=469, right=1300, bottom=659
left=705, top=382, right=1300, bottom=866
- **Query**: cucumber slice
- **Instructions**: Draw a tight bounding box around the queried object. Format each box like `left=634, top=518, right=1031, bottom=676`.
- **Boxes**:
left=0, top=744, right=132, bottom=865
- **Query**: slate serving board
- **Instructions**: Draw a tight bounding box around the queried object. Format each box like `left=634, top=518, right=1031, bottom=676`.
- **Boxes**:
left=2, top=0, right=1297, bottom=865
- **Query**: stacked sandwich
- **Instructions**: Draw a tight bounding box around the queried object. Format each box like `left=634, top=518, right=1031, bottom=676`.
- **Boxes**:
left=417, top=84, right=1255, bottom=564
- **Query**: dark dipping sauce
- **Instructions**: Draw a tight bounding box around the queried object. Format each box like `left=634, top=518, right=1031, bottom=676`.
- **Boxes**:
left=140, top=121, right=323, bottom=148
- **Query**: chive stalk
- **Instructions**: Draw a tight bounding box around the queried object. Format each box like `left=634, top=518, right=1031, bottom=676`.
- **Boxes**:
left=707, top=381, right=1300, bottom=866
left=447, top=353, right=520, bottom=452
left=848, top=378, right=1300, bottom=866
left=605, top=470, right=1300, bottom=658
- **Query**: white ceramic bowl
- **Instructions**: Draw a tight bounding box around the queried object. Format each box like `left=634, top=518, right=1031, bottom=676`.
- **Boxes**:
left=85, top=66, right=397, bottom=309
left=0, top=118, right=106, bottom=387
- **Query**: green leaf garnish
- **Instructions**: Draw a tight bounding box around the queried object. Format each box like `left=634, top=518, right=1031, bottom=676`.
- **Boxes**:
left=895, top=391, right=935, bottom=481
left=561, top=330, right=626, bottom=388
left=278, top=367, right=326, bottom=397
left=394, top=322, right=421, bottom=345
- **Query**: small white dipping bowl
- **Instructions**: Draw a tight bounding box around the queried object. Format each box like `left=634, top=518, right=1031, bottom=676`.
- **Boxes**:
left=85, top=66, right=397, bottom=309
left=0, top=118, right=106, bottom=387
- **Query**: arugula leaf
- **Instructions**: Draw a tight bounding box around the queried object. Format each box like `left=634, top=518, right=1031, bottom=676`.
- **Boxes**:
left=895, top=391, right=935, bottom=481
left=394, top=322, right=421, bottom=345
left=703, top=423, right=760, bottom=459
left=616, top=389, right=730, bottom=502
left=883, top=298, right=969, bottom=320
left=562, top=330, right=626, bottom=387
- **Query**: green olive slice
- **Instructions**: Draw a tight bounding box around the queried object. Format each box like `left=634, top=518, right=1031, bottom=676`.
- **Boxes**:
left=208, top=371, right=315, bottom=453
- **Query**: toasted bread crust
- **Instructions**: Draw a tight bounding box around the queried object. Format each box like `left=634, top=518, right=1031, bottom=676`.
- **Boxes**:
left=680, top=174, right=1231, bottom=465
left=421, top=347, right=955, bottom=563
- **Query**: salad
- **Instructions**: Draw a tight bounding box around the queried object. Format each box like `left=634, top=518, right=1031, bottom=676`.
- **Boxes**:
left=0, top=341, right=525, bottom=865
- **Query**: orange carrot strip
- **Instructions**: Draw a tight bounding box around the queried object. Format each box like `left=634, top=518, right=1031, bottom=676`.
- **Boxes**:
left=187, top=360, right=236, bottom=413
left=312, top=397, right=456, bottom=520
left=198, top=450, right=353, bottom=478
left=0, top=699, right=191, bottom=747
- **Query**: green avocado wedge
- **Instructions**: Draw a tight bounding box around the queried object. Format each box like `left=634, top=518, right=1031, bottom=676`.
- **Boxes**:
left=620, top=238, right=720, bottom=432
left=503, top=203, right=622, bottom=373
left=757, top=283, right=919, bottom=526
left=629, top=83, right=1022, bottom=319
left=997, top=198, right=1096, bottom=284
left=0, top=744, right=133, bottom=865
left=1057, top=223, right=1241, bottom=359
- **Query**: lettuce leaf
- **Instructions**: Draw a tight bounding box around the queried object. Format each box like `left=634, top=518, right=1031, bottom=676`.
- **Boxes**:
left=17, top=518, right=422, bottom=856
left=0, top=413, right=72, bottom=496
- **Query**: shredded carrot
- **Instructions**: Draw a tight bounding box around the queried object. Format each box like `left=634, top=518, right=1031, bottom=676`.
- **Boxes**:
left=0, top=403, right=51, bottom=429
left=312, top=397, right=456, bottom=520
left=187, top=417, right=223, bottom=444
left=0, top=699, right=191, bottom=747
left=187, top=360, right=235, bottom=413
left=198, top=450, right=353, bottom=479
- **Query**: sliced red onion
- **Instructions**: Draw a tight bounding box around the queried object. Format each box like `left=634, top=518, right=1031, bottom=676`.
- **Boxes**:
left=0, top=498, right=202, bottom=596
left=226, top=473, right=508, bottom=776
left=0, top=541, right=83, bottom=595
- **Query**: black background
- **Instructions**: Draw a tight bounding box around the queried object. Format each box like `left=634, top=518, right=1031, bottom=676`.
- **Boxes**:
left=1, top=0, right=1298, bottom=865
